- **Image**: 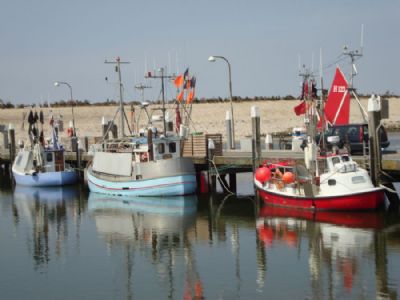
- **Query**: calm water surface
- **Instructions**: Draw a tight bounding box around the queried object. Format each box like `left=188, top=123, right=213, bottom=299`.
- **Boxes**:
left=0, top=133, right=399, bottom=299
left=1, top=178, right=399, bottom=300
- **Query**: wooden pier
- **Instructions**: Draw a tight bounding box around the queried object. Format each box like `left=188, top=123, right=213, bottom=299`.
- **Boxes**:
left=1, top=147, right=399, bottom=179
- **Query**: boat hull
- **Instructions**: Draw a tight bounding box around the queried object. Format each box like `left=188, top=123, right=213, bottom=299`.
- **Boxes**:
left=12, top=170, right=77, bottom=187
left=257, top=188, right=385, bottom=211
left=87, top=170, right=197, bottom=197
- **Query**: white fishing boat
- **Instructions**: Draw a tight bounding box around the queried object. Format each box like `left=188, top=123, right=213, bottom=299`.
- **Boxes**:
left=87, top=58, right=196, bottom=197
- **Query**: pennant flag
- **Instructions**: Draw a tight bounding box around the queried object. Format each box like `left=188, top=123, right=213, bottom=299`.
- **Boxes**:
left=185, top=79, right=191, bottom=89
left=174, top=74, right=184, bottom=88
left=177, top=89, right=184, bottom=101
left=187, top=90, right=195, bottom=104
left=183, top=68, right=189, bottom=79
left=294, top=101, right=306, bottom=116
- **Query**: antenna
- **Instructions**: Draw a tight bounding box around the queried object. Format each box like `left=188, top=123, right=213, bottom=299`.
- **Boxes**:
left=144, top=54, right=148, bottom=73
left=342, top=25, right=365, bottom=88
left=311, top=52, right=314, bottom=73
left=135, top=83, right=152, bottom=102
left=168, top=52, right=172, bottom=75
left=360, top=24, right=364, bottom=54
left=175, top=51, right=179, bottom=74
left=297, top=53, right=301, bottom=72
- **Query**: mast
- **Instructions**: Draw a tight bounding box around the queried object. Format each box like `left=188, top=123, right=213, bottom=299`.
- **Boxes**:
left=145, top=67, right=175, bottom=134
left=105, top=57, right=130, bottom=137
left=319, top=48, right=326, bottom=150
left=342, top=25, right=368, bottom=122
left=161, top=68, right=166, bottom=134
left=299, top=65, right=318, bottom=180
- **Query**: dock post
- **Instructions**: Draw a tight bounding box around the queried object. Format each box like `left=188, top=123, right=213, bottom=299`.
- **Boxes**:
left=8, top=124, right=16, bottom=164
left=367, top=95, right=382, bottom=186
left=84, top=136, right=89, bottom=152
left=111, top=123, right=118, bottom=139
left=265, top=133, right=273, bottom=150
left=229, top=173, right=237, bottom=194
left=225, top=111, right=233, bottom=150
left=101, top=117, right=109, bottom=140
left=207, top=138, right=216, bottom=192
left=251, top=106, right=261, bottom=173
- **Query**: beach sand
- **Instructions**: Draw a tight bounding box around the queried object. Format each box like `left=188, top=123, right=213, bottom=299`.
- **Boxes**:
left=1, top=98, right=399, bottom=146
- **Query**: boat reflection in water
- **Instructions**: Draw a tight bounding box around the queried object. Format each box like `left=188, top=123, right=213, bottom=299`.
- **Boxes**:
left=12, top=185, right=80, bottom=268
left=13, top=185, right=79, bottom=205
left=257, top=205, right=398, bottom=299
left=88, top=193, right=197, bottom=237
left=88, top=193, right=203, bottom=299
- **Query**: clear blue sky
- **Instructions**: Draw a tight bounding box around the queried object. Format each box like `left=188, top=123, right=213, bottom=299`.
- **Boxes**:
left=1, top=0, right=399, bottom=105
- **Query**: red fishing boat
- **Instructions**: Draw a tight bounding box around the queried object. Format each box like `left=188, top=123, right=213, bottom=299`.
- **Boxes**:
left=254, top=67, right=385, bottom=211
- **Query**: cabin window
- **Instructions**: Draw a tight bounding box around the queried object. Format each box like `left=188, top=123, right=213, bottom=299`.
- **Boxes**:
left=331, top=157, right=341, bottom=165
left=328, top=179, right=336, bottom=186
left=342, top=155, right=350, bottom=162
left=352, top=176, right=366, bottom=184
left=169, top=142, right=176, bottom=153
left=46, top=153, right=53, bottom=162
left=157, top=143, right=165, bottom=154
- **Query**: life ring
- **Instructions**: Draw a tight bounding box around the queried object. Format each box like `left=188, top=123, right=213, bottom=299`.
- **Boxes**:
left=67, top=127, right=73, bottom=137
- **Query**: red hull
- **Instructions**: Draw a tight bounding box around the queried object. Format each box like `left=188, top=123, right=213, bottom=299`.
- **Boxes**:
left=257, top=188, right=385, bottom=211
left=259, top=206, right=384, bottom=229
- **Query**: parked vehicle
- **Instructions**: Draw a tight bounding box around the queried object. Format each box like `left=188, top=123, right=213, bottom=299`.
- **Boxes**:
left=321, top=123, right=390, bottom=154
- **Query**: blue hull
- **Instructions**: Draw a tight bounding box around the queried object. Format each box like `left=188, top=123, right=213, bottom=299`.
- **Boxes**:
left=13, top=170, right=78, bottom=187
left=87, top=171, right=197, bottom=197
left=88, top=193, right=198, bottom=215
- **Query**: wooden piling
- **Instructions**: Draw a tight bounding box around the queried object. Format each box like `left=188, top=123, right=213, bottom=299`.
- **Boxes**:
left=225, top=111, right=233, bottom=150
left=367, top=95, right=382, bottom=186
left=8, top=125, right=16, bottom=164
left=251, top=106, right=261, bottom=172
left=229, top=173, right=237, bottom=194
left=207, top=138, right=216, bottom=192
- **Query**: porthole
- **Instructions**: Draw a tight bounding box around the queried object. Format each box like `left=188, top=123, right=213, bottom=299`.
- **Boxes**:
left=328, top=179, right=336, bottom=186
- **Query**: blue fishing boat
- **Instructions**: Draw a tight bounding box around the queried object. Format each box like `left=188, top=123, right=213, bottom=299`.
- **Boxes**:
left=86, top=58, right=196, bottom=197
left=12, top=125, right=77, bottom=187
left=87, top=135, right=197, bottom=196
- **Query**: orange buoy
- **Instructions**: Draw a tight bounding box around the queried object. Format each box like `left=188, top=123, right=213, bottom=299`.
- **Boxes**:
left=255, top=167, right=271, bottom=184
left=282, top=171, right=295, bottom=184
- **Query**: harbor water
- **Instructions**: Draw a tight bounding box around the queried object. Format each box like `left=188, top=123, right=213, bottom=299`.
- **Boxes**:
left=0, top=134, right=399, bottom=299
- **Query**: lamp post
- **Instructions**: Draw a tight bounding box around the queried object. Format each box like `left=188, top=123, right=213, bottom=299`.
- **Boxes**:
left=54, top=81, right=76, bottom=137
left=208, top=55, right=235, bottom=149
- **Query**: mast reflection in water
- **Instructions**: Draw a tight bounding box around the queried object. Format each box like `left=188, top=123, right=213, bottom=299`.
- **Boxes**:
left=0, top=185, right=400, bottom=299
left=88, top=193, right=199, bottom=300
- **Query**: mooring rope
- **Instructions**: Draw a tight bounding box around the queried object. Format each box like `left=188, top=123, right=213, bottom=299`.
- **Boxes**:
left=207, top=157, right=235, bottom=195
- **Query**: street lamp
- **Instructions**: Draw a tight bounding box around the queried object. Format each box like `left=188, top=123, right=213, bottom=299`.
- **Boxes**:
left=54, top=81, right=76, bottom=137
left=208, top=55, right=235, bottom=149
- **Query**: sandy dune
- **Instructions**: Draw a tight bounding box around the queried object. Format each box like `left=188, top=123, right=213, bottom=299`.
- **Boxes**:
left=0, top=98, right=399, bottom=146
